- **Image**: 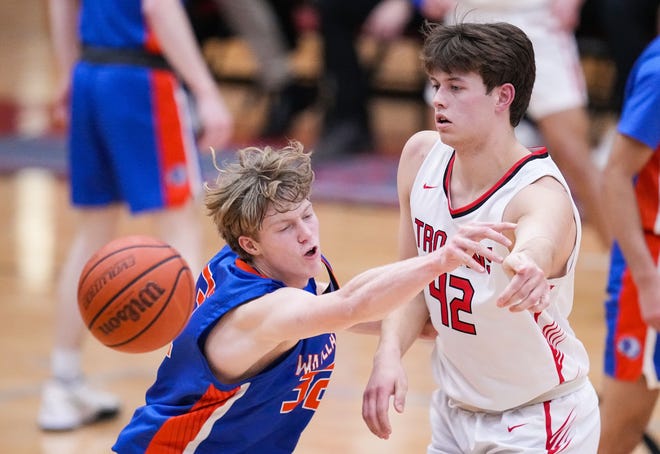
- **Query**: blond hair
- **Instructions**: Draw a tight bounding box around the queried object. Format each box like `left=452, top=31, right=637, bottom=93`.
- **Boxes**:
left=205, top=141, right=314, bottom=260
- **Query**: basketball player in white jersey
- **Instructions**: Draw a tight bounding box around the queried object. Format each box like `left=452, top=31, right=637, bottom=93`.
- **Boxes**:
left=362, top=22, right=600, bottom=452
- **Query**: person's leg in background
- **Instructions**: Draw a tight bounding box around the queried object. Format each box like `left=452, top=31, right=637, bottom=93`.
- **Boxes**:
left=314, top=0, right=379, bottom=159
left=39, top=199, right=205, bottom=431
left=516, top=5, right=611, bottom=246
left=154, top=199, right=204, bottom=278
left=38, top=206, right=123, bottom=431
left=600, top=0, right=660, bottom=113
left=599, top=376, right=660, bottom=453
left=535, top=106, right=611, bottom=246
left=531, top=4, right=613, bottom=246
left=216, top=0, right=316, bottom=138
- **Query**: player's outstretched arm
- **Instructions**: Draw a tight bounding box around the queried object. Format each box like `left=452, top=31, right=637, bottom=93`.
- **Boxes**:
left=497, top=176, right=577, bottom=313
left=273, top=221, right=516, bottom=340
left=206, top=221, right=514, bottom=383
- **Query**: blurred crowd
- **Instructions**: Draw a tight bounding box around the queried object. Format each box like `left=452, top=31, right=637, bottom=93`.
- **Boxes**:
left=190, top=0, right=658, bottom=156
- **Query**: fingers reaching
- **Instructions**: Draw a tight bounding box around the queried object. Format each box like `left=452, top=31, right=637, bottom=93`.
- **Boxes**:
left=442, top=221, right=516, bottom=273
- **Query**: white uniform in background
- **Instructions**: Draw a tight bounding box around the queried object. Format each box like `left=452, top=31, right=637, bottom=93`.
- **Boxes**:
left=447, top=0, right=588, bottom=120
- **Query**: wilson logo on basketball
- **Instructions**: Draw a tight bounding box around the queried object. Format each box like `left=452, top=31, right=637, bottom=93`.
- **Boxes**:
left=79, top=235, right=195, bottom=353
left=97, top=281, right=166, bottom=336
left=81, top=256, right=137, bottom=310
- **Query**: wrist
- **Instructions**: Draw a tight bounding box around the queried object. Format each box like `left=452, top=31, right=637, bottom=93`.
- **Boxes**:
left=374, top=340, right=403, bottom=363
left=191, top=79, right=220, bottom=100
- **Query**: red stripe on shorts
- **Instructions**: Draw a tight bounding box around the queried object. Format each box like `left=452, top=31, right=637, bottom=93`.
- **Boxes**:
left=150, top=70, right=191, bottom=207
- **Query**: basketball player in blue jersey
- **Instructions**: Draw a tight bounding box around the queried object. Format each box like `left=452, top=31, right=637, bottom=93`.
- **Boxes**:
left=39, top=0, right=233, bottom=431
left=113, top=141, right=515, bottom=453
left=598, top=35, right=660, bottom=454
left=362, top=22, right=600, bottom=452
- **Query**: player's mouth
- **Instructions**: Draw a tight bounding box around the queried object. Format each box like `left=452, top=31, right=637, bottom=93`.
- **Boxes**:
left=436, top=114, right=450, bottom=125
left=305, top=246, right=318, bottom=257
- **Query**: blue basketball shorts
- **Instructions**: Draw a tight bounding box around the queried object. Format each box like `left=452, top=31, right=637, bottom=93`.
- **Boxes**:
left=68, top=61, right=201, bottom=214
left=604, top=237, right=660, bottom=388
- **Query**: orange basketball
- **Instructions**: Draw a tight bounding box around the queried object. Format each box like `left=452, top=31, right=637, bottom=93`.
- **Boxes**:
left=77, top=235, right=195, bottom=353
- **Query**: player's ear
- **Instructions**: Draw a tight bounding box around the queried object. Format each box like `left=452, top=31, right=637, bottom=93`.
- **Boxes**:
left=238, top=236, right=260, bottom=256
left=495, top=83, right=515, bottom=111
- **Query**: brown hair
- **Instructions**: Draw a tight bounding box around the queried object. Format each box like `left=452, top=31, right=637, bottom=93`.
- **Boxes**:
left=420, top=21, right=535, bottom=127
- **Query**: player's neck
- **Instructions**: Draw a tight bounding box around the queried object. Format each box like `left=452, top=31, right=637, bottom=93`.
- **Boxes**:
left=450, top=135, right=529, bottom=204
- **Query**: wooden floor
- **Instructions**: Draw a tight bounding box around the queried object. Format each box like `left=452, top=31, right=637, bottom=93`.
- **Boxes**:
left=0, top=1, right=658, bottom=453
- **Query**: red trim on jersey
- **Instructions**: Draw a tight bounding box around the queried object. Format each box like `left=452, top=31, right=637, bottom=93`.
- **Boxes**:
left=544, top=321, right=567, bottom=384
left=444, top=147, right=549, bottom=217
left=196, top=264, right=217, bottom=307
left=150, top=70, right=190, bottom=207
left=145, top=384, right=242, bottom=453
left=143, top=24, right=162, bottom=54
left=635, top=150, right=660, bottom=232
left=235, top=258, right=268, bottom=277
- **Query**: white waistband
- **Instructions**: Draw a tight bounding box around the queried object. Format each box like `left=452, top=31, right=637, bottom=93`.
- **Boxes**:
left=448, top=377, right=588, bottom=414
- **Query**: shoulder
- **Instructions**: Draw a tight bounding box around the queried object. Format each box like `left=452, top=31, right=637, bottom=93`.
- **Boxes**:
left=505, top=174, right=575, bottom=224
left=400, top=130, right=442, bottom=161
left=398, top=131, right=444, bottom=183
left=627, top=38, right=660, bottom=97
left=502, top=150, right=575, bottom=223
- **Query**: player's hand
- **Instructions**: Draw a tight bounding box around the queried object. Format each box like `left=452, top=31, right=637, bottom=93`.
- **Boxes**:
left=497, top=251, right=551, bottom=313
left=437, top=222, right=515, bottom=273
left=637, top=276, right=660, bottom=331
left=195, top=89, right=234, bottom=152
left=362, top=355, right=408, bottom=439
left=50, top=79, right=71, bottom=130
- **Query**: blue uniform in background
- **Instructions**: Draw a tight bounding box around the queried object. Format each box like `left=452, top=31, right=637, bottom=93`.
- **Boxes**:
left=113, top=245, right=338, bottom=453
left=70, top=0, right=200, bottom=213
left=604, top=36, right=660, bottom=384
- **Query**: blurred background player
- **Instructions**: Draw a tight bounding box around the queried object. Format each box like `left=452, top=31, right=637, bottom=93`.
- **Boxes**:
left=598, top=33, right=660, bottom=454
left=39, top=0, right=233, bottom=431
left=313, top=0, right=425, bottom=159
